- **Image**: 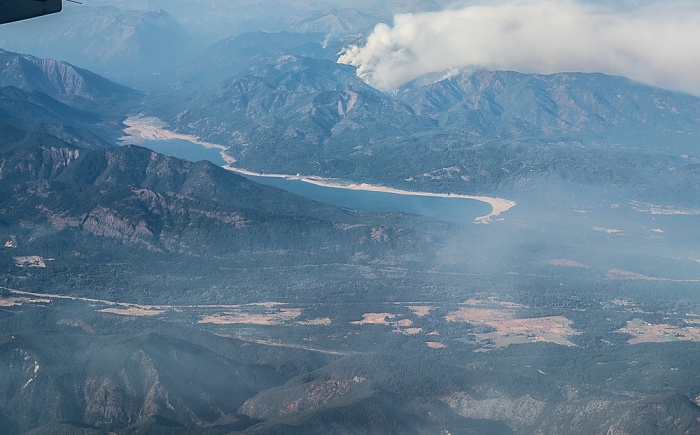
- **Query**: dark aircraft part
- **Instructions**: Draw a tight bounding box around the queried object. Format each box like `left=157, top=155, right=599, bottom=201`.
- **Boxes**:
left=0, top=0, right=62, bottom=24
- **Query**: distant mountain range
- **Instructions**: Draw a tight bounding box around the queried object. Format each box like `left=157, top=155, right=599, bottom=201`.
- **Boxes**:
left=162, top=54, right=700, bottom=205
left=281, top=7, right=381, bottom=34
left=0, top=49, right=140, bottom=147
left=398, top=69, right=700, bottom=143
left=68, top=0, right=451, bottom=42
left=0, top=1, right=433, bottom=86
left=168, top=32, right=333, bottom=95
left=0, top=49, right=138, bottom=103
left=0, top=7, right=194, bottom=87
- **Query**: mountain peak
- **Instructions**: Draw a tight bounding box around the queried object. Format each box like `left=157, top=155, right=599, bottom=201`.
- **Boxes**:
left=0, top=48, right=138, bottom=102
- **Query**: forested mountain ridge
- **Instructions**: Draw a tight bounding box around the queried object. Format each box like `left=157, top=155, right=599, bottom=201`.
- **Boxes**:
left=0, top=308, right=333, bottom=434
left=0, top=139, right=436, bottom=261
left=398, top=69, right=700, bottom=142
left=164, top=55, right=700, bottom=204
left=170, top=55, right=435, bottom=173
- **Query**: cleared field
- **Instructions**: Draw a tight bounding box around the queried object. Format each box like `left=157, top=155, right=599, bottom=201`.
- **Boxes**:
left=199, top=308, right=302, bottom=325
left=618, top=318, right=700, bottom=344
left=445, top=299, right=580, bottom=348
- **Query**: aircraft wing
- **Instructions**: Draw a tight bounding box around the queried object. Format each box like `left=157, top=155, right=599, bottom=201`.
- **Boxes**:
left=0, top=0, right=62, bottom=25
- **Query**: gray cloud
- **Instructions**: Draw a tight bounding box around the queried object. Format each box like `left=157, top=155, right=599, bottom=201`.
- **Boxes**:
left=338, top=0, right=700, bottom=95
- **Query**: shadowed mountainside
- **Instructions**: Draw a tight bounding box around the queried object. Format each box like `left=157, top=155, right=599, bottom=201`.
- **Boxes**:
left=0, top=138, right=436, bottom=261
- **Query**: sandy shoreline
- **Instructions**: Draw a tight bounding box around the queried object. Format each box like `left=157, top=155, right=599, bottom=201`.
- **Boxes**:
left=120, top=116, right=237, bottom=165
left=225, top=166, right=515, bottom=223
left=121, top=115, right=516, bottom=223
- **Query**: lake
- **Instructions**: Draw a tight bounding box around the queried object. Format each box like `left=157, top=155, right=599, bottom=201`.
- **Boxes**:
left=141, top=139, right=228, bottom=166
left=138, top=139, right=492, bottom=223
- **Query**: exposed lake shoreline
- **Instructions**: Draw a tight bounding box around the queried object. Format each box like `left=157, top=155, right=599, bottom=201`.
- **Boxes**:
left=121, top=116, right=516, bottom=223
left=224, top=166, right=515, bottom=224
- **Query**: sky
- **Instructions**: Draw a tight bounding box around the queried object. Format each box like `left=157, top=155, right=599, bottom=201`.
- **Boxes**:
left=338, top=0, right=700, bottom=95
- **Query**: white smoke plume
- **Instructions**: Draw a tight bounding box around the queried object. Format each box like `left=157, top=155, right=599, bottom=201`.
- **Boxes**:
left=338, top=0, right=700, bottom=95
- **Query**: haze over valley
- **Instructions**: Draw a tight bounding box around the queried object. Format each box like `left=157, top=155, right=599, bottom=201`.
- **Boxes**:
left=2, top=1, right=700, bottom=433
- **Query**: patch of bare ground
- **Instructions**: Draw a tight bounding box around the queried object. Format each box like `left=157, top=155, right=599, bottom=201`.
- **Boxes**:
left=394, top=327, right=422, bottom=335
left=12, top=256, right=47, bottom=268
left=99, top=307, right=165, bottom=317
left=618, top=318, right=700, bottom=344
left=298, top=317, right=332, bottom=326
left=460, top=297, right=525, bottom=309
left=630, top=200, right=700, bottom=216
left=351, top=313, right=395, bottom=325
left=198, top=308, right=302, bottom=325
left=2, top=287, right=305, bottom=323
left=396, top=319, right=413, bottom=327
left=0, top=296, right=51, bottom=307
left=607, top=268, right=663, bottom=281
left=406, top=305, right=432, bottom=317
left=547, top=259, right=591, bottom=269
left=482, top=317, right=579, bottom=347
left=120, top=116, right=236, bottom=164
left=0, top=298, right=21, bottom=307
left=446, top=303, right=580, bottom=348
left=445, top=308, right=512, bottom=323
left=606, top=268, right=699, bottom=282
left=592, top=226, right=623, bottom=234
left=352, top=312, right=422, bottom=335
left=427, top=342, right=446, bottom=349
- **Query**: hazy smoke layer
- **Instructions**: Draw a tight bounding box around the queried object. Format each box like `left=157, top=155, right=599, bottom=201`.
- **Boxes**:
left=338, top=0, right=700, bottom=94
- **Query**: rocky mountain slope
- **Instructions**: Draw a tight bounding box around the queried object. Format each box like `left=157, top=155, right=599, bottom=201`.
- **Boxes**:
left=0, top=138, right=434, bottom=262
left=0, top=304, right=331, bottom=434
left=398, top=69, right=700, bottom=144
left=0, top=48, right=139, bottom=104
left=168, top=55, right=435, bottom=176
left=164, top=56, right=700, bottom=204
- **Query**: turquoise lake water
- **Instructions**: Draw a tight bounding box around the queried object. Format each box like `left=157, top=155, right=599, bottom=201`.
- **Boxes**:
left=142, top=139, right=228, bottom=166
left=139, top=139, right=491, bottom=223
